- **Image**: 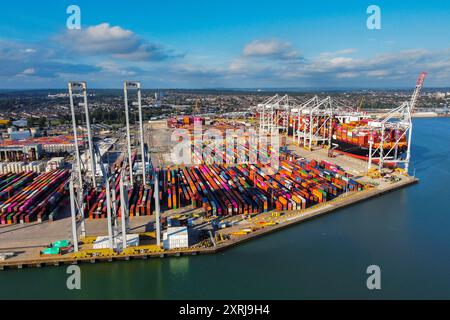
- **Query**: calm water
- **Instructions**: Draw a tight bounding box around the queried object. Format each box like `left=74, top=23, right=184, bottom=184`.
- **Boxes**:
left=1, top=118, right=449, bottom=300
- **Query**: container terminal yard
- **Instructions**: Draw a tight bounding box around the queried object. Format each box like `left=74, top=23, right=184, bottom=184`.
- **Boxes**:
left=0, top=74, right=426, bottom=269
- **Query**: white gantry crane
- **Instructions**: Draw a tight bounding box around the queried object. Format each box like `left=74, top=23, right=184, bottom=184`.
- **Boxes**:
left=68, top=82, right=97, bottom=189
left=368, top=72, right=427, bottom=173
left=294, top=96, right=367, bottom=151
left=301, top=96, right=334, bottom=150
left=257, top=94, right=362, bottom=151
left=292, top=96, right=319, bottom=145
left=68, top=81, right=99, bottom=240
left=256, top=94, right=299, bottom=135
left=124, top=81, right=147, bottom=186
left=68, top=81, right=158, bottom=252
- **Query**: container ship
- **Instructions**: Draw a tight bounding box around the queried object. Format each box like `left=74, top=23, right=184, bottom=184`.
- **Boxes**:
left=327, top=72, right=426, bottom=161
left=330, top=119, right=408, bottom=160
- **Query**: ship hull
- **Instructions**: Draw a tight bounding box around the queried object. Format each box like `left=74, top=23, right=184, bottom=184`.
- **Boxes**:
left=331, top=139, right=372, bottom=158
left=331, top=139, right=407, bottom=161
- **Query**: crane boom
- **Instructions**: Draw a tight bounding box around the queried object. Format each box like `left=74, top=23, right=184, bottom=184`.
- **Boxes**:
left=358, top=96, right=365, bottom=112
left=410, top=72, right=427, bottom=113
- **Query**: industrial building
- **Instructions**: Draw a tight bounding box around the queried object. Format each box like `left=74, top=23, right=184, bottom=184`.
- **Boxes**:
left=0, top=144, right=42, bottom=162
left=0, top=135, right=78, bottom=162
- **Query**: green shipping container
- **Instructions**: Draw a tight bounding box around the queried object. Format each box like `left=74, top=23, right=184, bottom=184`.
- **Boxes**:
left=41, top=247, right=60, bottom=255
left=52, top=240, right=70, bottom=248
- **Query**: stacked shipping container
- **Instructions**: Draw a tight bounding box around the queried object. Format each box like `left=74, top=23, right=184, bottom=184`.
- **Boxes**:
left=0, top=170, right=70, bottom=224
left=146, top=151, right=363, bottom=217
left=85, top=152, right=154, bottom=219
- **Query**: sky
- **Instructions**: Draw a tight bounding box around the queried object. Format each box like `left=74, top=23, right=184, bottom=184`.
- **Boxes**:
left=0, top=0, right=449, bottom=89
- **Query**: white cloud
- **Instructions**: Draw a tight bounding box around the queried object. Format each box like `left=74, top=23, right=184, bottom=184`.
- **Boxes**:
left=319, top=48, right=357, bottom=58
left=367, top=70, right=390, bottom=77
left=21, top=68, right=36, bottom=76
left=22, top=48, right=37, bottom=54
left=229, top=59, right=246, bottom=73
left=336, top=72, right=358, bottom=79
left=58, top=23, right=177, bottom=61
left=60, top=23, right=137, bottom=54
left=2, top=29, right=450, bottom=88
left=328, top=57, right=356, bottom=67
left=96, top=62, right=137, bottom=76
left=248, top=47, right=450, bottom=86
left=228, top=58, right=274, bottom=79
left=243, top=39, right=301, bottom=60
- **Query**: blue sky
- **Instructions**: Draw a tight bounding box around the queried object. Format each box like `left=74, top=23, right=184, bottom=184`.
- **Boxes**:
left=0, top=0, right=449, bottom=88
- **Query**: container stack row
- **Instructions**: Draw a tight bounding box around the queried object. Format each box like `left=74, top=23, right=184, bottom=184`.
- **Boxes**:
left=86, top=150, right=363, bottom=220
left=85, top=152, right=155, bottom=219
left=85, top=171, right=155, bottom=219
left=155, top=152, right=363, bottom=216
left=0, top=169, right=70, bottom=224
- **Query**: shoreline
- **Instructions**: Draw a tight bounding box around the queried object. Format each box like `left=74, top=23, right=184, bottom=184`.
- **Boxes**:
left=0, top=176, right=418, bottom=271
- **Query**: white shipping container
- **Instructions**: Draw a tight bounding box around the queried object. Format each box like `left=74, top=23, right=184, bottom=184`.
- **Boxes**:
left=368, top=121, right=382, bottom=128
left=163, top=227, right=189, bottom=250
left=93, top=234, right=139, bottom=250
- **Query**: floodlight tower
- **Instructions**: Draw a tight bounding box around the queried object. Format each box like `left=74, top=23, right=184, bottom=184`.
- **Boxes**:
left=124, top=81, right=147, bottom=186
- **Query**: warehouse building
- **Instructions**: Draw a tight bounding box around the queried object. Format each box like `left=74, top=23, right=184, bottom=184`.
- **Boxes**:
left=0, top=144, right=42, bottom=162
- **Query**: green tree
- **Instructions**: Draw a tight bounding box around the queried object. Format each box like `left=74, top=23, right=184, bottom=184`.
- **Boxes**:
left=38, top=117, right=47, bottom=128
left=27, top=117, right=35, bottom=127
